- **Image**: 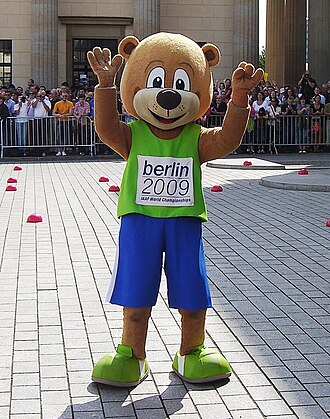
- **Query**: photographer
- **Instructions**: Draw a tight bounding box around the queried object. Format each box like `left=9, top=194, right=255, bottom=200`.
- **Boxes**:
left=256, top=106, right=268, bottom=154
left=13, top=95, right=29, bottom=155
left=266, top=98, right=281, bottom=154
left=32, top=89, right=51, bottom=154
left=297, top=70, right=316, bottom=104
left=32, top=89, right=51, bottom=117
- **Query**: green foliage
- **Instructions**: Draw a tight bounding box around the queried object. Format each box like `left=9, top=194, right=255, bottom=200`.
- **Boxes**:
left=259, top=46, right=266, bottom=70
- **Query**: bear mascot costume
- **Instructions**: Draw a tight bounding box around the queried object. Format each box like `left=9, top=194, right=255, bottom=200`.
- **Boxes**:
left=87, top=32, right=263, bottom=387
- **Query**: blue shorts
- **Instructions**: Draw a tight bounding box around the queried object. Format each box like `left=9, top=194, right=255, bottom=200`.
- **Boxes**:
left=106, top=214, right=212, bottom=310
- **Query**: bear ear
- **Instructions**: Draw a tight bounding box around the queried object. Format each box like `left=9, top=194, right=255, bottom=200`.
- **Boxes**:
left=202, top=44, right=221, bottom=67
left=118, top=36, right=140, bottom=60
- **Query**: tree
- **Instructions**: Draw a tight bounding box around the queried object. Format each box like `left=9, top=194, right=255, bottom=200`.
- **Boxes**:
left=259, top=46, right=266, bottom=70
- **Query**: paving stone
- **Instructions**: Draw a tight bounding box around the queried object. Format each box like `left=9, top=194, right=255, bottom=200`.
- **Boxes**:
left=280, top=390, right=317, bottom=407
left=292, top=405, right=330, bottom=419
left=2, top=160, right=330, bottom=418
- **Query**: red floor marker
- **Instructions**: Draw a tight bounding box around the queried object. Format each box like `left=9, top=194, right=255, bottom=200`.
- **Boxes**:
left=298, top=168, right=309, bottom=175
left=99, top=176, right=109, bottom=182
left=211, top=185, right=223, bottom=192
left=13, top=166, right=22, bottom=171
left=243, top=161, right=252, bottom=166
left=27, top=214, right=43, bottom=223
left=6, top=185, right=17, bottom=191
left=109, top=185, right=120, bottom=192
left=7, top=177, right=17, bottom=183
left=326, top=219, right=330, bottom=227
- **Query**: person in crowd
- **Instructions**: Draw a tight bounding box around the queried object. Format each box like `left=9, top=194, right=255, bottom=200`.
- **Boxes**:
left=121, top=105, right=135, bottom=127
left=11, top=91, right=19, bottom=104
left=0, top=95, right=10, bottom=151
left=53, top=90, right=74, bottom=156
left=89, top=94, right=94, bottom=119
left=76, top=87, right=86, bottom=100
left=252, top=91, right=268, bottom=114
left=210, top=90, right=218, bottom=109
left=325, top=80, right=330, bottom=104
left=224, top=78, right=232, bottom=101
left=71, top=77, right=81, bottom=97
left=0, top=95, right=10, bottom=119
left=265, top=89, right=280, bottom=107
left=313, top=87, right=326, bottom=105
left=26, top=91, right=36, bottom=117
left=270, top=80, right=279, bottom=94
left=116, top=89, right=123, bottom=114
left=297, top=70, right=316, bottom=104
left=310, top=94, right=324, bottom=152
left=73, top=94, right=90, bottom=155
left=48, top=89, right=61, bottom=115
left=61, top=81, right=69, bottom=89
left=219, top=89, right=229, bottom=104
left=13, top=95, right=29, bottom=156
left=245, top=105, right=256, bottom=154
left=216, top=80, right=225, bottom=93
left=324, top=100, right=330, bottom=145
left=281, top=96, right=297, bottom=114
left=296, top=96, right=310, bottom=153
left=266, top=98, right=281, bottom=154
left=31, top=89, right=51, bottom=154
left=24, top=78, right=35, bottom=97
left=282, top=87, right=298, bottom=107
left=281, top=96, right=297, bottom=146
left=85, top=90, right=94, bottom=103
left=255, top=106, right=268, bottom=154
left=4, top=90, right=15, bottom=116
left=212, top=92, right=228, bottom=115
left=32, top=89, right=51, bottom=117
left=262, top=86, right=269, bottom=100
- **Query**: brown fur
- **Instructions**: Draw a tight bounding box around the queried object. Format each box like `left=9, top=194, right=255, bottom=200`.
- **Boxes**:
left=89, top=32, right=263, bottom=360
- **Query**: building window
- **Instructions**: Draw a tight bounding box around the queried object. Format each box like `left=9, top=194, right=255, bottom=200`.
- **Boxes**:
left=73, top=38, right=118, bottom=86
left=0, top=40, right=12, bottom=87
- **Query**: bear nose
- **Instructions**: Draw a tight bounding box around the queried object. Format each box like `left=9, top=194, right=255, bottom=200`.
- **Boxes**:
left=156, top=89, right=181, bottom=110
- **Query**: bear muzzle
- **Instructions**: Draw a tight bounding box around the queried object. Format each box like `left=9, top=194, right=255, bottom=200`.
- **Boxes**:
left=156, top=89, right=182, bottom=110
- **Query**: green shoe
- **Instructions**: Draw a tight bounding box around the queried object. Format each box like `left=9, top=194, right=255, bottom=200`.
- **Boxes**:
left=92, top=344, right=149, bottom=387
left=172, top=345, right=231, bottom=383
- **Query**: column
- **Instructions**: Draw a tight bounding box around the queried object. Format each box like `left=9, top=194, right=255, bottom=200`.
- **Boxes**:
left=134, top=0, right=160, bottom=40
left=308, top=0, right=330, bottom=85
left=233, top=0, right=259, bottom=68
left=31, top=0, right=58, bottom=88
left=265, top=0, right=285, bottom=86
left=284, top=0, right=306, bottom=88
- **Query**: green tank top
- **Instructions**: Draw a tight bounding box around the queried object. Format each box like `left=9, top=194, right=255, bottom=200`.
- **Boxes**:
left=117, top=120, right=207, bottom=221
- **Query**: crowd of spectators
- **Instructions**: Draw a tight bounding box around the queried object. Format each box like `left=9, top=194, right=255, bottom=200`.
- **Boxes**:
left=1, top=70, right=330, bottom=157
left=205, top=70, right=330, bottom=153
left=0, top=78, right=96, bottom=156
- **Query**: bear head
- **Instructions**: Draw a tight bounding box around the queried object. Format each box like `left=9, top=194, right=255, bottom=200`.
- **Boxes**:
left=118, top=32, right=221, bottom=131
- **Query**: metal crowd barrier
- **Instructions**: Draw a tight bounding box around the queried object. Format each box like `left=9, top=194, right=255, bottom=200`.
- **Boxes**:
left=0, top=114, right=329, bottom=158
left=0, top=116, right=94, bottom=158
left=206, top=114, right=330, bottom=153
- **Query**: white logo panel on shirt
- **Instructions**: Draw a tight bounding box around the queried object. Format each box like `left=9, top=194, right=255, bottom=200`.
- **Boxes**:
left=136, top=155, right=194, bottom=206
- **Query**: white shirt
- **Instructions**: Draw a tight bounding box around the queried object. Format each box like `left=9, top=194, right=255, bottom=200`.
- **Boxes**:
left=33, top=97, right=51, bottom=118
left=14, top=102, right=29, bottom=123
left=252, top=100, right=268, bottom=114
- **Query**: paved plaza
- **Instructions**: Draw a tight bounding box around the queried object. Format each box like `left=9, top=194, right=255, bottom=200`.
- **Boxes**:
left=0, top=155, right=329, bottom=419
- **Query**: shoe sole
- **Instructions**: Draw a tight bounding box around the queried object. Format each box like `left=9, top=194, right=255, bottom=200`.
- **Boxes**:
left=91, top=370, right=149, bottom=387
left=173, top=368, right=231, bottom=383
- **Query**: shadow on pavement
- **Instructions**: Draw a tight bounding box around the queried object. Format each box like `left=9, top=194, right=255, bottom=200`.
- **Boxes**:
left=58, top=373, right=230, bottom=418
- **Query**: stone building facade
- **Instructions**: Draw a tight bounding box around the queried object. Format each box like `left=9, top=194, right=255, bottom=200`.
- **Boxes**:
left=0, top=1, right=328, bottom=91
left=0, top=0, right=259, bottom=89
left=266, top=0, right=330, bottom=88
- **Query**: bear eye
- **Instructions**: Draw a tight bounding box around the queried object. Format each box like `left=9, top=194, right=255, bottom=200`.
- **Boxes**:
left=173, top=69, right=190, bottom=91
left=147, top=67, right=165, bottom=88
